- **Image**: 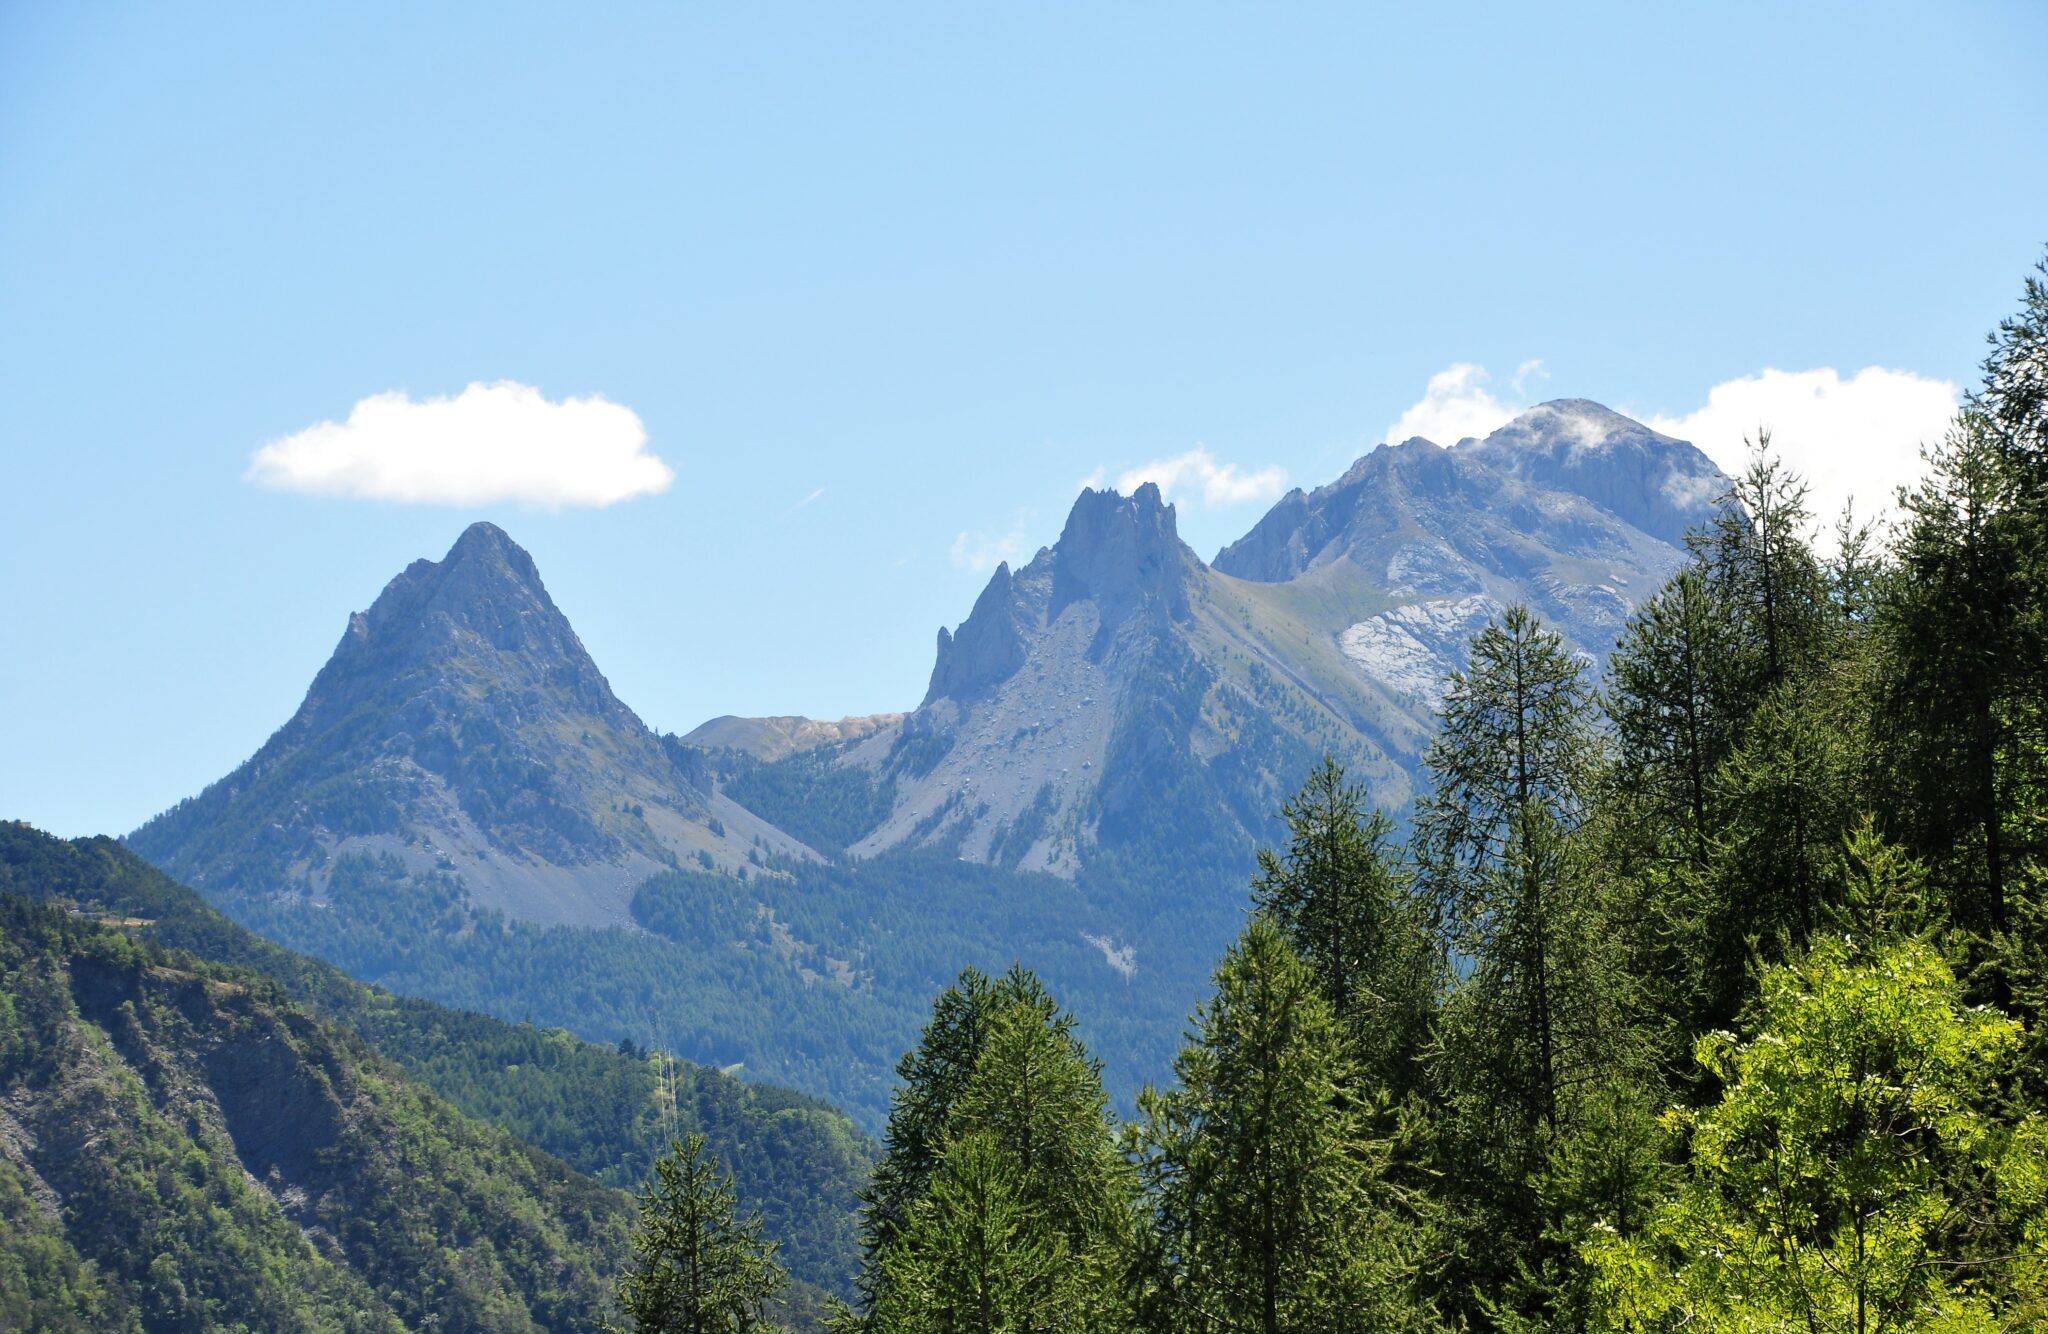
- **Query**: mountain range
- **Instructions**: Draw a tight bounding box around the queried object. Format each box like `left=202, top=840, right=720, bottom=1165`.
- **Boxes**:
left=122, top=400, right=1727, bottom=1125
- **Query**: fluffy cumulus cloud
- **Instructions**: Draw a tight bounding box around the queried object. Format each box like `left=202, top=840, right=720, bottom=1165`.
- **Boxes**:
left=1384, top=363, right=1520, bottom=446
left=1645, top=367, right=1959, bottom=533
left=245, top=381, right=673, bottom=508
left=1111, top=447, right=1288, bottom=508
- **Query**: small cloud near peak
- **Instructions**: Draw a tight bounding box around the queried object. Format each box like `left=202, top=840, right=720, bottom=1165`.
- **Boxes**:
left=246, top=380, right=672, bottom=509
left=1384, top=363, right=1521, bottom=446
left=1112, top=447, right=1287, bottom=508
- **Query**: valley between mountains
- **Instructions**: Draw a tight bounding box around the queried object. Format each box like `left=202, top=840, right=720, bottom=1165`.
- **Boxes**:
left=122, top=398, right=1724, bottom=1130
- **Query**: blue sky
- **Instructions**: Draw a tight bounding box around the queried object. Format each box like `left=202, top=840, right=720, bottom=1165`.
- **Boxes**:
left=4, top=1, right=2045, bottom=837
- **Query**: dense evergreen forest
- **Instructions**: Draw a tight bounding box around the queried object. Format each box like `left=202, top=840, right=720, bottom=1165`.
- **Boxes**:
left=804, top=257, right=2048, bottom=1331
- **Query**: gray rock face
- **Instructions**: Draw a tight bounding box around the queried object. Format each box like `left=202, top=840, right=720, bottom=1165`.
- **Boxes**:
left=1047, top=483, right=1197, bottom=644
left=131, top=523, right=811, bottom=927
left=925, top=561, right=1032, bottom=705
left=855, top=400, right=1730, bottom=879
left=1455, top=398, right=1726, bottom=547
left=1212, top=401, right=1724, bottom=691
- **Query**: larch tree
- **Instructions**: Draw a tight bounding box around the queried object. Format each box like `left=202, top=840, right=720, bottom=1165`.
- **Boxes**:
left=854, top=971, right=1131, bottom=1332
left=614, top=1133, right=787, bottom=1334
left=1251, top=755, right=1439, bottom=1097
left=1132, top=917, right=1440, bottom=1334
left=1415, top=604, right=1646, bottom=1324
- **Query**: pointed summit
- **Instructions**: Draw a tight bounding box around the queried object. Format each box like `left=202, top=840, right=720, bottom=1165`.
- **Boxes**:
left=303, top=523, right=639, bottom=754
left=131, top=526, right=810, bottom=927
left=924, top=484, right=1203, bottom=710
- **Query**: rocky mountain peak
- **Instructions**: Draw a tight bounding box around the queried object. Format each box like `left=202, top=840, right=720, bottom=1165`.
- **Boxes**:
left=925, top=560, right=1029, bottom=705
left=1049, top=482, right=1199, bottom=628
left=1455, top=399, right=1727, bottom=545
left=925, top=484, right=1203, bottom=706
left=341, top=521, right=568, bottom=667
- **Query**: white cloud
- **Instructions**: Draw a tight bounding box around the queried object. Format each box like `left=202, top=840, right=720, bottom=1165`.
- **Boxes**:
left=245, top=380, right=672, bottom=508
left=789, top=486, right=827, bottom=513
left=1385, top=363, right=1520, bottom=446
left=950, top=514, right=1034, bottom=572
left=1113, top=447, right=1287, bottom=507
left=1643, top=367, right=1959, bottom=535
left=1512, top=358, right=1550, bottom=395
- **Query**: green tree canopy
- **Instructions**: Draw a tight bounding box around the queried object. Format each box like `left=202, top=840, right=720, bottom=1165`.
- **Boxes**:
left=1587, top=931, right=2048, bottom=1332
left=1251, top=756, right=1438, bottom=1096
left=614, top=1133, right=787, bottom=1333
left=1132, top=917, right=1441, bottom=1334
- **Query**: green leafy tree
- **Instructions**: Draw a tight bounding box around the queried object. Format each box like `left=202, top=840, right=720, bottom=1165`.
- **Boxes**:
left=1132, top=917, right=1440, bottom=1334
left=1586, top=932, right=2048, bottom=1332
left=614, top=1134, right=787, bottom=1333
left=1251, top=756, right=1439, bottom=1095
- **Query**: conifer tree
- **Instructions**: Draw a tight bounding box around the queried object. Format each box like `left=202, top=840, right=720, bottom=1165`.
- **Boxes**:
left=1416, top=605, right=1647, bottom=1323
left=614, top=1133, right=787, bottom=1334
left=1675, top=437, right=1866, bottom=1028
left=1132, top=917, right=1439, bottom=1334
left=869, top=1133, right=1086, bottom=1334
left=1251, top=756, right=1438, bottom=1095
left=1604, top=568, right=1739, bottom=872
left=854, top=966, right=1058, bottom=1312
left=1880, top=411, right=2027, bottom=943
left=854, top=970, right=1130, bottom=1331
left=1416, top=605, right=1612, bottom=1140
left=1690, top=432, right=1833, bottom=703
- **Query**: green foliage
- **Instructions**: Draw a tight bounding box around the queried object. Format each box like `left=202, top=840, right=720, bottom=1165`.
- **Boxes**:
left=1414, top=606, right=1649, bottom=1324
left=0, top=824, right=870, bottom=1303
left=1251, top=756, right=1439, bottom=1096
left=1604, top=568, right=1739, bottom=871
left=1586, top=935, right=2048, bottom=1331
left=717, top=745, right=897, bottom=856
left=0, top=891, right=633, bottom=1331
left=615, top=1134, right=788, bottom=1333
left=855, top=967, right=1133, bottom=1331
left=856, top=966, right=1059, bottom=1303
left=867, top=1132, right=1089, bottom=1333
left=1879, top=410, right=2041, bottom=946
left=1131, top=917, right=1441, bottom=1333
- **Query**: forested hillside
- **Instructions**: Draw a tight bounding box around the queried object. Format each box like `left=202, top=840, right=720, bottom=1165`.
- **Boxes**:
left=0, top=825, right=873, bottom=1300
left=825, top=254, right=2048, bottom=1331
left=0, top=893, right=632, bottom=1331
